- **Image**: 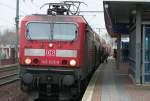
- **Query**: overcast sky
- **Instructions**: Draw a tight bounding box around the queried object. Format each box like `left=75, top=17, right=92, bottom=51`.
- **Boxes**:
left=0, top=0, right=110, bottom=40
left=0, top=0, right=148, bottom=30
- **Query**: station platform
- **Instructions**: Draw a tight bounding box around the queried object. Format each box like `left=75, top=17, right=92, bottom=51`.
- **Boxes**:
left=82, top=61, right=150, bottom=101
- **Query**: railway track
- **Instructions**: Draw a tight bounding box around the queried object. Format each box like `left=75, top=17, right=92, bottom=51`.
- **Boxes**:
left=0, top=64, right=20, bottom=86
left=0, top=73, right=20, bottom=86
left=0, top=64, right=18, bottom=72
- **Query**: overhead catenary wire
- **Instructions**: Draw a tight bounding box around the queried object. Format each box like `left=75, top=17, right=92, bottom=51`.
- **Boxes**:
left=0, top=2, right=27, bottom=14
left=31, top=2, right=41, bottom=13
left=0, top=1, right=105, bottom=30
left=20, top=1, right=34, bottom=14
left=79, top=10, right=103, bottom=13
left=21, top=0, right=39, bottom=14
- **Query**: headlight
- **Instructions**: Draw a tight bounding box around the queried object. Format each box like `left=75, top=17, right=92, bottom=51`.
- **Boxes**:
left=49, top=43, right=53, bottom=48
left=69, top=59, right=77, bottom=66
left=25, top=58, right=31, bottom=64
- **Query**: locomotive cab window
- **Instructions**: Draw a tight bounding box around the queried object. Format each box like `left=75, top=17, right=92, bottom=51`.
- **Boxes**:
left=26, top=22, right=78, bottom=41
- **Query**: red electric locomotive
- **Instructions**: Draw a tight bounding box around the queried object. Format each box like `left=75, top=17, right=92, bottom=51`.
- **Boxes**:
left=19, top=1, right=102, bottom=100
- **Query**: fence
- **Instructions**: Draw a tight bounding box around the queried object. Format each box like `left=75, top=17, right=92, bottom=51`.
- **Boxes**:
left=0, top=47, right=16, bottom=65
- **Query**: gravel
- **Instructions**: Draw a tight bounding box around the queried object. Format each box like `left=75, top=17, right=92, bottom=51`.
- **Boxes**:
left=0, top=81, right=30, bottom=101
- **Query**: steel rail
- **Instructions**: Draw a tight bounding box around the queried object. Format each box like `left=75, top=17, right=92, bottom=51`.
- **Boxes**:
left=0, top=73, right=20, bottom=86
left=0, top=64, right=18, bottom=72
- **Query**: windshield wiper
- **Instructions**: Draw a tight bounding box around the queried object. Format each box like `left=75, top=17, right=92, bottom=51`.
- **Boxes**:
left=70, top=30, right=77, bottom=43
left=50, top=23, right=54, bottom=40
left=26, top=29, right=32, bottom=40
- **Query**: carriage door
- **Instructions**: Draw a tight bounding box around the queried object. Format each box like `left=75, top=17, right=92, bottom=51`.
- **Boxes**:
left=142, top=25, right=150, bottom=84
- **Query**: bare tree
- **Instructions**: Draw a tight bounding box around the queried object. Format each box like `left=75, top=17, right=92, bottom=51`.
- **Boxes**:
left=0, top=29, right=16, bottom=45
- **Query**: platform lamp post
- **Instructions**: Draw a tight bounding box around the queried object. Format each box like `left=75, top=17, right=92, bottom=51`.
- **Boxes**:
left=15, top=0, right=19, bottom=62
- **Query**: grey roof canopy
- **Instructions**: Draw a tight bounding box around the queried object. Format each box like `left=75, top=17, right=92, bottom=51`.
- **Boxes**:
left=103, top=0, right=150, bottom=37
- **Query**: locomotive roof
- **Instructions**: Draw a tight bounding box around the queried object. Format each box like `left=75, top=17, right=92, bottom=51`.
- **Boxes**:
left=21, top=14, right=87, bottom=24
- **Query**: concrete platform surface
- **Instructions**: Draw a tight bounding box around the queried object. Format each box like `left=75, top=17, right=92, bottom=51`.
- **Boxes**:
left=82, top=63, right=150, bottom=101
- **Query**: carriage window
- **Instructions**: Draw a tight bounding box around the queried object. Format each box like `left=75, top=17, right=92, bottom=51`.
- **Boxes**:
left=26, top=22, right=77, bottom=40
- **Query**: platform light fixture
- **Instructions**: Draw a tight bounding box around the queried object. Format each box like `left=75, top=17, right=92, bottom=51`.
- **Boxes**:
left=104, top=4, right=109, bottom=9
left=131, top=10, right=136, bottom=14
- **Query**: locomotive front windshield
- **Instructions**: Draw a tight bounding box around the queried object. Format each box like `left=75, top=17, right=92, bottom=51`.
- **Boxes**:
left=26, top=22, right=77, bottom=40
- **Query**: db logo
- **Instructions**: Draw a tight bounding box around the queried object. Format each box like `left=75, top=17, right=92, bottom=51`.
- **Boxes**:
left=46, top=50, right=56, bottom=56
